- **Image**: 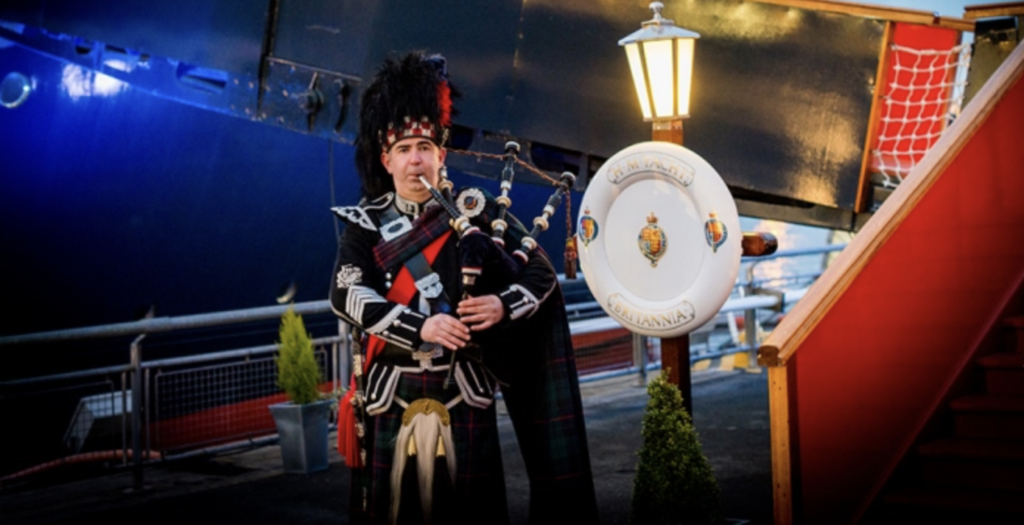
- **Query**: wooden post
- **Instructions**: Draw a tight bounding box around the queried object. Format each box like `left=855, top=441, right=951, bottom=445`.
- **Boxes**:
left=768, top=364, right=795, bottom=525
left=651, top=118, right=692, bottom=413
left=651, top=119, right=683, bottom=144
left=660, top=333, right=693, bottom=416
left=855, top=21, right=896, bottom=213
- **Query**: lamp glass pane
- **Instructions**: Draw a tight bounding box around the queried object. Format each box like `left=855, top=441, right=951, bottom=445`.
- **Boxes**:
left=676, top=38, right=695, bottom=117
left=641, top=39, right=674, bottom=119
left=624, top=43, right=652, bottom=120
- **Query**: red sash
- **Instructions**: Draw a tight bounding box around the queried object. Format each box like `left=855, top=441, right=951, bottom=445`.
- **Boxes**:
left=337, top=230, right=452, bottom=468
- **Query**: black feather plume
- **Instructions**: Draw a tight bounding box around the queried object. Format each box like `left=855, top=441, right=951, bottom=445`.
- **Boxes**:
left=355, top=52, right=461, bottom=200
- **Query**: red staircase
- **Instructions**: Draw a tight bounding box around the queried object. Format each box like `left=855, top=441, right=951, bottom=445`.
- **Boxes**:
left=873, top=316, right=1024, bottom=521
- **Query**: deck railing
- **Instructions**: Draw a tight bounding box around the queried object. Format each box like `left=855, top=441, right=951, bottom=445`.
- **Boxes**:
left=0, top=244, right=844, bottom=490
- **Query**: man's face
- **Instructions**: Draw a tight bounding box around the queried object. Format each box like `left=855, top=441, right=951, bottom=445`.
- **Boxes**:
left=381, top=137, right=447, bottom=203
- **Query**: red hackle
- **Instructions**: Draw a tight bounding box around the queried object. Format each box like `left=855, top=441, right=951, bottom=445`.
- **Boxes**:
left=437, top=82, right=452, bottom=127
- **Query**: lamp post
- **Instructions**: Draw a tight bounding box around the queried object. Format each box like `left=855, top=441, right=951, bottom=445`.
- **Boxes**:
left=619, top=1, right=700, bottom=408
left=619, top=1, right=699, bottom=144
left=618, top=3, right=777, bottom=402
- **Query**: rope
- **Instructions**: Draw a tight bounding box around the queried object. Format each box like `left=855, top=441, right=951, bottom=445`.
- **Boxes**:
left=448, top=147, right=578, bottom=276
left=872, top=43, right=971, bottom=189
left=447, top=146, right=575, bottom=231
left=447, top=148, right=558, bottom=185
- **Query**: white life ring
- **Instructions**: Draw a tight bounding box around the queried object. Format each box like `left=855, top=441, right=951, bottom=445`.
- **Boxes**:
left=576, top=141, right=741, bottom=338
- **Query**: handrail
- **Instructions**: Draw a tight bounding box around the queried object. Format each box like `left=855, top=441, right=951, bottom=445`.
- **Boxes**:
left=742, top=243, right=846, bottom=264
left=0, top=344, right=306, bottom=388
left=963, top=2, right=1024, bottom=20
left=140, top=335, right=343, bottom=369
left=3, top=284, right=807, bottom=385
left=758, top=41, right=1024, bottom=368
left=0, top=301, right=332, bottom=347
left=753, top=0, right=975, bottom=31
left=571, top=287, right=808, bottom=337
left=2, top=245, right=845, bottom=349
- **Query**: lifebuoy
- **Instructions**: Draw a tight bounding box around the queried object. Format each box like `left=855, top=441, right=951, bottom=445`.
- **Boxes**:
left=577, top=141, right=741, bottom=338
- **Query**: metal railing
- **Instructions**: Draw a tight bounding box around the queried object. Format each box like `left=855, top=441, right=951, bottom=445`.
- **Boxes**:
left=0, top=305, right=347, bottom=491
left=0, top=244, right=845, bottom=489
left=570, top=244, right=846, bottom=383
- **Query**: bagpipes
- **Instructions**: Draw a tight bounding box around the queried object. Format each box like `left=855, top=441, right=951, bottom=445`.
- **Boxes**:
left=340, top=143, right=577, bottom=463
left=490, top=141, right=578, bottom=267
left=418, top=141, right=576, bottom=297
left=489, top=141, right=519, bottom=247
left=417, top=141, right=576, bottom=387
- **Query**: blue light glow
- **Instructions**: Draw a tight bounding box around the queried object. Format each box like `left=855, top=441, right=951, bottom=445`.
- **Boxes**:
left=61, top=64, right=128, bottom=100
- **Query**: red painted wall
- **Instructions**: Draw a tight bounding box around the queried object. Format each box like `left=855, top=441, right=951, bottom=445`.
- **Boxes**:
left=793, top=49, right=1024, bottom=523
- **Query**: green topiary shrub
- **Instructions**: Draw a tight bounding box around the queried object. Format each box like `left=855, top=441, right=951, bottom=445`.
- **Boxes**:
left=630, top=369, right=723, bottom=525
left=275, top=307, right=323, bottom=405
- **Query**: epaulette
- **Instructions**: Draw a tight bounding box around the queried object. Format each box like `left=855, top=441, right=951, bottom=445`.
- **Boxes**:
left=330, top=193, right=395, bottom=232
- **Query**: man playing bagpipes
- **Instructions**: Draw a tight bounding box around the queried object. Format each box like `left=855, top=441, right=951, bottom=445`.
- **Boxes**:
left=329, top=52, right=598, bottom=524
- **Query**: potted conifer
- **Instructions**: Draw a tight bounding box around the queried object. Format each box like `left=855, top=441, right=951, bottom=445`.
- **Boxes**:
left=630, top=369, right=724, bottom=525
left=268, top=306, right=331, bottom=473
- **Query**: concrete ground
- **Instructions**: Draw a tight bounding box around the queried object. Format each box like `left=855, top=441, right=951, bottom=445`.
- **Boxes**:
left=0, top=368, right=772, bottom=524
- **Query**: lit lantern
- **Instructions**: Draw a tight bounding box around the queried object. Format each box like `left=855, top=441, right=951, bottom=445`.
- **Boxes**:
left=619, top=1, right=700, bottom=121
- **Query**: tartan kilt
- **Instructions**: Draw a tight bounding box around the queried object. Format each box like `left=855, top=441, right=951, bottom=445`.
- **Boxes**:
left=349, top=367, right=509, bottom=525
left=488, top=286, right=600, bottom=523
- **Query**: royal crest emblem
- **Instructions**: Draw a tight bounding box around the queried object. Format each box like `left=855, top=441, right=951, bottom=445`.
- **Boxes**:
left=456, top=188, right=485, bottom=218
left=638, top=212, right=667, bottom=267
left=704, top=212, right=728, bottom=253
left=578, top=207, right=599, bottom=247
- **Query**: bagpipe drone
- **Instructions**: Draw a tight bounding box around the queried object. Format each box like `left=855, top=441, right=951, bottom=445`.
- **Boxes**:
left=417, top=141, right=576, bottom=387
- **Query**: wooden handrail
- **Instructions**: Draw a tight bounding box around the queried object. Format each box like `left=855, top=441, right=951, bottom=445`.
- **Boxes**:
left=758, top=41, right=1024, bottom=368
left=753, top=0, right=976, bottom=31
left=963, top=2, right=1024, bottom=19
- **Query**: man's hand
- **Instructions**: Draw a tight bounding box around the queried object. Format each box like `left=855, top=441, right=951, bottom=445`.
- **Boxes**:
left=421, top=314, right=471, bottom=350
left=457, top=295, right=505, bottom=332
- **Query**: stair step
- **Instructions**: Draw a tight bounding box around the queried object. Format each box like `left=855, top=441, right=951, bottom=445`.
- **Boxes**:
left=1006, top=315, right=1024, bottom=354
left=951, top=394, right=1024, bottom=439
left=979, top=353, right=1024, bottom=395
left=918, top=438, right=1024, bottom=491
left=951, top=394, right=1024, bottom=412
left=978, top=352, right=1024, bottom=368
left=919, top=437, right=1024, bottom=461
left=881, top=484, right=1024, bottom=521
